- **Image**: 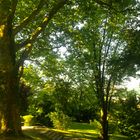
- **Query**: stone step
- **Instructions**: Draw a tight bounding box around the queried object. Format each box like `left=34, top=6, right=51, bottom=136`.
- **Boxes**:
left=46, top=130, right=64, bottom=140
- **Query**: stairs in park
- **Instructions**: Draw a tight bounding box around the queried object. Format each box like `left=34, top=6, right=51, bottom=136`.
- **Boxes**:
left=22, top=126, right=85, bottom=140
left=46, top=130, right=65, bottom=140
left=46, top=130, right=88, bottom=140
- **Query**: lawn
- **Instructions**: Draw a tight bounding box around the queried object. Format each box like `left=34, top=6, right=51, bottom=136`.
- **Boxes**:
left=53, top=122, right=100, bottom=139
left=0, top=122, right=130, bottom=140
left=52, top=122, right=130, bottom=140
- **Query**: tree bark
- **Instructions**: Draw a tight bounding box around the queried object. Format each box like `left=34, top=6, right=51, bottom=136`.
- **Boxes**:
left=101, top=104, right=109, bottom=140
left=0, top=3, right=22, bottom=135
left=0, top=38, right=22, bottom=136
left=1, top=70, right=22, bottom=136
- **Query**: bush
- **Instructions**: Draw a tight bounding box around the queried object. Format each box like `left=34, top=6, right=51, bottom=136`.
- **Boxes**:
left=108, top=121, right=117, bottom=134
left=22, top=115, right=34, bottom=126
left=118, top=121, right=140, bottom=139
left=90, top=119, right=102, bottom=130
left=48, top=111, right=71, bottom=130
left=35, top=114, right=53, bottom=127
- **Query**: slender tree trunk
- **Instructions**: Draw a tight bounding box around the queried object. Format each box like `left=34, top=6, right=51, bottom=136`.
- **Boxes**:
left=101, top=104, right=109, bottom=140
left=102, top=106, right=108, bottom=140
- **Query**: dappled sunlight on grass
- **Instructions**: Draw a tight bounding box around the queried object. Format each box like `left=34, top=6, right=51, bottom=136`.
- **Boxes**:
left=109, top=134, right=130, bottom=140
left=53, top=122, right=100, bottom=139
left=69, top=122, right=100, bottom=133
left=22, top=126, right=49, bottom=140
left=0, top=123, right=130, bottom=140
left=53, top=122, right=130, bottom=140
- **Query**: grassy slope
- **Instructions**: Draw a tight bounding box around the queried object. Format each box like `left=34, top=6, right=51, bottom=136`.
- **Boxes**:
left=53, top=122, right=99, bottom=139
left=53, top=122, right=130, bottom=140
left=0, top=122, right=130, bottom=140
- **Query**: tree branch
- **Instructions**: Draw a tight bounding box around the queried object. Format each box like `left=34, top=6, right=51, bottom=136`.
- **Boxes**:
left=11, top=0, right=18, bottom=20
left=13, top=0, right=44, bottom=35
left=94, top=0, right=135, bottom=14
left=16, top=0, right=68, bottom=51
left=94, top=0, right=111, bottom=8
left=7, top=0, right=18, bottom=30
left=16, top=44, right=32, bottom=70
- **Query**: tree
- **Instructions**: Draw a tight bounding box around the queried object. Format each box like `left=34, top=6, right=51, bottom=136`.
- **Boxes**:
left=51, top=1, right=138, bottom=139
left=0, top=0, right=138, bottom=137
left=0, top=0, right=67, bottom=135
left=0, top=0, right=101, bottom=135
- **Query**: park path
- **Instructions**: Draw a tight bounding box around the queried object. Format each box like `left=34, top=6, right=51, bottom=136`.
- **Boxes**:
left=22, top=126, right=88, bottom=140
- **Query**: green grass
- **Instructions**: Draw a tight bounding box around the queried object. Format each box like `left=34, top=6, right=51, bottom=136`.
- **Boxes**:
left=52, top=122, right=99, bottom=140
left=110, top=134, right=130, bottom=140
left=0, top=122, right=130, bottom=140
left=53, top=122, right=130, bottom=140
left=68, top=122, right=100, bottom=139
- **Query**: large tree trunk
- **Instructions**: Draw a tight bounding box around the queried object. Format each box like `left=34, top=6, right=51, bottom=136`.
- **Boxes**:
left=1, top=70, right=22, bottom=136
left=0, top=4, right=22, bottom=135
left=0, top=36, right=22, bottom=136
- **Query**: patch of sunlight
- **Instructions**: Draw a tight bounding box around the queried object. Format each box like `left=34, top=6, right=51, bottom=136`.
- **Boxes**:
left=0, top=25, right=5, bottom=37
left=22, top=126, right=48, bottom=131
left=29, top=136, right=42, bottom=140
left=52, top=128, right=68, bottom=133
left=68, top=129, right=99, bottom=134
left=22, top=126, right=35, bottom=130
left=43, top=17, right=48, bottom=22
left=110, top=134, right=130, bottom=140
left=52, top=124, right=99, bottom=139
left=26, top=43, right=32, bottom=49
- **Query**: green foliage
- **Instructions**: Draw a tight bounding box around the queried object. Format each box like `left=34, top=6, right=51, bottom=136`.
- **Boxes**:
left=28, top=91, right=55, bottom=126
left=19, top=82, right=32, bottom=115
left=108, top=121, right=118, bottom=134
left=112, top=89, right=140, bottom=139
left=6, top=0, right=140, bottom=136
left=52, top=79, right=99, bottom=122
left=52, top=79, right=72, bottom=112
left=0, top=0, right=139, bottom=136
left=90, top=119, right=102, bottom=130
left=48, top=111, right=71, bottom=130
left=22, top=115, right=34, bottom=126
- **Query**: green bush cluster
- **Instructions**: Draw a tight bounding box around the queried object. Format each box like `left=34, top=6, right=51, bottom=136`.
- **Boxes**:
left=48, top=111, right=71, bottom=130
left=115, top=90, right=140, bottom=139
left=108, top=121, right=118, bottom=134
left=90, top=119, right=102, bottom=129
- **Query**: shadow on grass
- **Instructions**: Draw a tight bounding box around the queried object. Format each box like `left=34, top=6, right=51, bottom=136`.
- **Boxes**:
left=69, top=122, right=98, bottom=130
left=64, top=131, right=99, bottom=140
left=23, top=127, right=49, bottom=140
left=0, top=124, right=130, bottom=140
left=53, top=122, right=100, bottom=140
left=54, top=122, right=130, bottom=140
left=0, top=127, right=50, bottom=140
left=0, top=133, right=33, bottom=140
left=109, top=134, right=131, bottom=140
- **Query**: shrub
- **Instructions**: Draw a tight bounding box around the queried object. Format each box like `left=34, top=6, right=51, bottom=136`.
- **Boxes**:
left=90, top=119, right=102, bottom=130
left=23, top=115, right=34, bottom=126
left=108, top=121, right=117, bottom=134
left=48, top=111, right=71, bottom=130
